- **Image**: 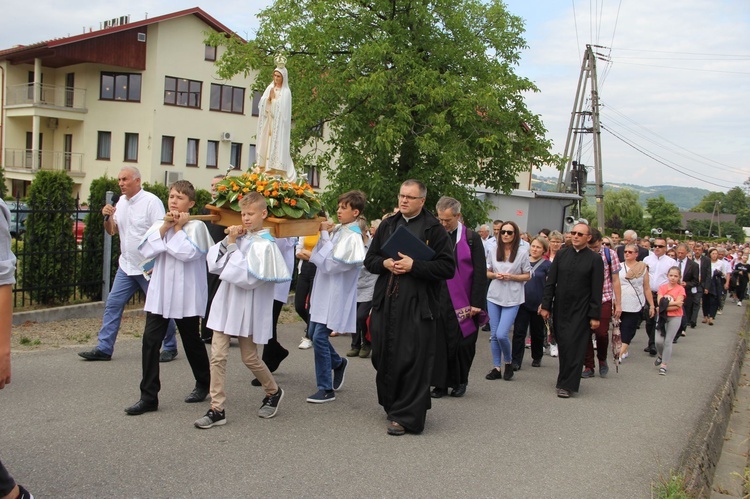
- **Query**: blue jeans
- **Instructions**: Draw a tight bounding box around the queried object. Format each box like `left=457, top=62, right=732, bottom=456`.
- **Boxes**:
left=487, top=301, right=519, bottom=367
left=310, top=321, right=344, bottom=391
left=96, top=268, right=177, bottom=355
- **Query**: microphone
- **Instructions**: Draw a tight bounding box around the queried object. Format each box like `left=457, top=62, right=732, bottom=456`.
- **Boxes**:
left=104, top=194, right=121, bottom=222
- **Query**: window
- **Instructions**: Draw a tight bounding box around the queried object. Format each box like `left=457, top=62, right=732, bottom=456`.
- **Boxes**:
left=229, top=143, right=242, bottom=170
left=206, top=140, right=219, bottom=169
left=97, top=131, right=111, bottom=160
left=124, top=133, right=139, bottom=162
left=248, top=144, right=256, bottom=167
left=204, top=44, right=216, bottom=61
left=186, top=138, right=199, bottom=167
left=305, top=166, right=320, bottom=188
left=164, top=76, right=202, bottom=108
left=161, top=136, right=174, bottom=165
left=251, top=91, right=262, bottom=116
left=101, top=72, right=142, bottom=102
left=210, top=84, right=245, bottom=114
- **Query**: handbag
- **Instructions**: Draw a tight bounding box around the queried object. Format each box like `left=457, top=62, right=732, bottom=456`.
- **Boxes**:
left=625, top=276, right=649, bottom=320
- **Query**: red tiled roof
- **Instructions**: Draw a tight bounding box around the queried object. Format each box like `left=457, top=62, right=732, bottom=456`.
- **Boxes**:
left=0, top=7, right=242, bottom=60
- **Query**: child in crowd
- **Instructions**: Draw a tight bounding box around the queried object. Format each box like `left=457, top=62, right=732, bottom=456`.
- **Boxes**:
left=195, top=192, right=290, bottom=428
left=306, top=191, right=366, bottom=403
left=655, top=266, right=685, bottom=376
left=125, top=180, right=212, bottom=415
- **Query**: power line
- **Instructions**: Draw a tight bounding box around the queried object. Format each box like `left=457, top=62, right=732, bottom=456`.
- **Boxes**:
left=612, top=60, right=750, bottom=75
left=601, top=125, right=737, bottom=190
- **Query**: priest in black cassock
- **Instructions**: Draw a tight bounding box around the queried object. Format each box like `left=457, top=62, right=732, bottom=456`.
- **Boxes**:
left=364, top=180, right=455, bottom=436
left=541, top=223, right=603, bottom=398
left=431, top=196, right=487, bottom=399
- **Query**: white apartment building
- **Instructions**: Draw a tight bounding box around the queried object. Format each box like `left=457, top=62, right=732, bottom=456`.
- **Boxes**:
left=0, top=7, right=311, bottom=201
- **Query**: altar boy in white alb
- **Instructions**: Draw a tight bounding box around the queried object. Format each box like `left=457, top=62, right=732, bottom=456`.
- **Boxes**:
left=306, top=190, right=366, bottom=404
left=194, top=191, right=290, bottom=429
left=124, top=180, right=213, bottom=416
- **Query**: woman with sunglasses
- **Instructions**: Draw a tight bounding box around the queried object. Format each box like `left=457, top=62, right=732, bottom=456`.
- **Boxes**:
left=485, top=221, right=531, bottom=381
left=619, top=243, right=654, bottom=360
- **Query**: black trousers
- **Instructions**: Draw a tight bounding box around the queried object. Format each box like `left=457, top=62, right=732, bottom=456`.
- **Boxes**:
left=0, top=460, right=16, bottom=496
left=350, top=300, right=372, bottom=349
left=512, top=306, right=545, bottom=367
left=261, top=299, right=288, bottom=372
left=141, top=313, right=210, bottom=404
left=294, top=261, right=316, bottom=337
left=645, top=292, right=658, bottom=350
left=690, top=285, right=703, bottom=325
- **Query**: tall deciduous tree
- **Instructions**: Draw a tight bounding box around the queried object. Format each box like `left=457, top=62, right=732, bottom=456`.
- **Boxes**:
left=646, top=195, right=682, bottom=232
left=603, top=189, right=644, bottom=231
left=207, top=0, right=559, bottom=224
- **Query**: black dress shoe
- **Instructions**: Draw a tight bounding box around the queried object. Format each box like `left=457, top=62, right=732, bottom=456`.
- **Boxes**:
left=124, top=400, right=158, bottom=415
left=531, top=359, right=541, bottom=367
left=251, top=378, right=262, bottom=387
left=78, top=348, right=112, bottom=361
left=184, top=386, right=209, bottom=403
left=430, top=387, right=445, bottom=398
left=649, top=348, right=657, bottom=356
left=450, top=384, right=467, bottom=397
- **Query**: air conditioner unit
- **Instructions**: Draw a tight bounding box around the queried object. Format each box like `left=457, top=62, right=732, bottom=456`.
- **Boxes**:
left=164, top=171, right=183, bottom=185
left=47, top=118, right=59, bottom=129
left=221, top=132, right=232, bottom=142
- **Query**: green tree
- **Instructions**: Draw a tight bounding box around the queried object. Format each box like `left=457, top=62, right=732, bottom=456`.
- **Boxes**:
left=24, top=171, right=76, bottom=304
left=0, top=167, right=7, bottom=199
left=603, top=189, right=644, bottom=231
left=645, top=196, right=682, bottom=232
left=723, top=187, right=750, bottom=227
left=690, top=191, right=725, bottom=213
left=207, top=0, right=559, bottom=223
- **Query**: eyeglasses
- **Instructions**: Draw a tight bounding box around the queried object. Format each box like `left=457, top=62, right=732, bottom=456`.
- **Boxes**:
left=602, top=242, right=611, bottom=246
left=624, top=250, right=637, bottom=254
left=398, top=194, right=424, bottom=201
left=549, top=240, right=562, bottom=244
left=653, top=244, right=666, bottom=248
left=570, top=231, right=589, bottom=237
left=500, top=230, right=515, bottom=236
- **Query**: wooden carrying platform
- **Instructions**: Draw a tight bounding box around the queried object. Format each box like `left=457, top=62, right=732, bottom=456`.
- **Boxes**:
left=203, top=205, right=321, bottom=238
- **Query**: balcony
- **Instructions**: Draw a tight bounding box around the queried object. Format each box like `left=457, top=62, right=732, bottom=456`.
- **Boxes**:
left=4, top=148, right=84, bottom=175
left=5, top=83, right=87, bottom=112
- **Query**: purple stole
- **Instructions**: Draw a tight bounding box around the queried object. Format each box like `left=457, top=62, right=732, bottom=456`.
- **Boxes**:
left=446, top=224, right=479, bottom=337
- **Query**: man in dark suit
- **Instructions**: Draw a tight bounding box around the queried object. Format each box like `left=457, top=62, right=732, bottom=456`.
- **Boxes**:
left=676, top=244, right=699, bottom=337
left=616, top=229, right=649, bottom=262
left=693, top=244, right=712, bottom=326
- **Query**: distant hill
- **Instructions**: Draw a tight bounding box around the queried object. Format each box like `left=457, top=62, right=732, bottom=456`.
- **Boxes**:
left=530, top=175, right=710, bottom=211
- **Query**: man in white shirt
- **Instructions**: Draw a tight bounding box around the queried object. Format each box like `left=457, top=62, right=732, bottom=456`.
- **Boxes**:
left=79, top=166, right=177, bottom=361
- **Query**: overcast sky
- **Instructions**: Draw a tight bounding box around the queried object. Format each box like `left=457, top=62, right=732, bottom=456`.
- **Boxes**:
left=2, top=0, right=748, bottom=192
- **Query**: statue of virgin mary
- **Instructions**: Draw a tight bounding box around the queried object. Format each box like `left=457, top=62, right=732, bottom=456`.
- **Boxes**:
left=255, top=54, right=296, bottom=182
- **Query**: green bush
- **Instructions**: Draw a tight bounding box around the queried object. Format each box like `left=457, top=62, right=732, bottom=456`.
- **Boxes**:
left=81, top=175, right=121, bottom=300
left=24, top=171, right=76, bottom=304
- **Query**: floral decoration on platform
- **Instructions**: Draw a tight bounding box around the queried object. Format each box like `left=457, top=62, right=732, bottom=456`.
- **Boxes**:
left=212, top=171, right=322, bottom=219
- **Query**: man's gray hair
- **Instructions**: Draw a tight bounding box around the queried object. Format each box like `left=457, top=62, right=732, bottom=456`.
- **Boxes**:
left=436, top=196, right=461, bottom=215
left=479, top=224, right=490, bottom=231
left=120, top=165, right=141, bottom=179
left=623, top=229, right=637, bottom=241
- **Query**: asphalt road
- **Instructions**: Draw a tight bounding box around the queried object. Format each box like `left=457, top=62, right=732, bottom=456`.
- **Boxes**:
left=1, top=303, right=745, bottom=498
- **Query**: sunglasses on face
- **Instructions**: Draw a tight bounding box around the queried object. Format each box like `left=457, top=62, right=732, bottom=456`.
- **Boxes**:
left=654, top=244, right=666, bottom=248
left=624, top=250, right=637, bottom=254
left=500, top=230, right=515, bottom=235
left=602, top=242, right=611, bottom=246
left=570, top=231, right=589, bottom=237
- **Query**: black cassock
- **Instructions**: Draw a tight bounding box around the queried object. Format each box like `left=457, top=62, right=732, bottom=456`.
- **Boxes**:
left=364, top=209, right=455, bottom=433
left=432, top=227, right=487, bottom=391
left=542, top=246, right=603, bottom=393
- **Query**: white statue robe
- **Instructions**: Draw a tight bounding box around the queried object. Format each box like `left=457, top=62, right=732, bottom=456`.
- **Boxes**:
left=255, top=67, right=296, bottom=182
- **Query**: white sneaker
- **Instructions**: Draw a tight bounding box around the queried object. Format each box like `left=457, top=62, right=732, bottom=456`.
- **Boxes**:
left=550, top=344, right=559, bottom=357
left=718, top=310, right=723, bottom=315
left=298, top=337, right=313, bottom=350
left=738, top=301, right=743, bottom=306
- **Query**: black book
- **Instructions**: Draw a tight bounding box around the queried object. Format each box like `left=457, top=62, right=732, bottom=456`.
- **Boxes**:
left=381, top=225, right=435, bottom=261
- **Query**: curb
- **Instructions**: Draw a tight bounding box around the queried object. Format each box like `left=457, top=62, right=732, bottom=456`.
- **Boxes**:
left=12, top=302, right=145, bottom=326
left=680, top=309, right=748, bottom=495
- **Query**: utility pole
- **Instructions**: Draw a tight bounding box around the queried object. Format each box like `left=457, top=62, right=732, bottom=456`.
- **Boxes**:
left=708, top=200, right=721, bottom=238
left=557, top=44, right=607, bottom=230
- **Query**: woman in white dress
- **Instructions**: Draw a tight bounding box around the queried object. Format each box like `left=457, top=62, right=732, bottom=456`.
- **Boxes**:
left=256, top=64, right=296, bottom=182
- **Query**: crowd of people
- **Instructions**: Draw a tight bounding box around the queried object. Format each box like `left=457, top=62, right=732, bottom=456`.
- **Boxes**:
left=4, top=168, right=744, bottom=447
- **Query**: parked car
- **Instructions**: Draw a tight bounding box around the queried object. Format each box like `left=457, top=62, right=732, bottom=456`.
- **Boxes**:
left=7, top=201, right=28, bottom=239
left=73, top=210, right=88, bottom=244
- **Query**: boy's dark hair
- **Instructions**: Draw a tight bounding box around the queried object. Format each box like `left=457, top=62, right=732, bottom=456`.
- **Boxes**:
left=170, top=180, right=196, bottom=201
left=238, top=191, right=267, bottom=210
left=589, top=227, right=602, bottom=244
left=338, top=190, right=366, bottom=214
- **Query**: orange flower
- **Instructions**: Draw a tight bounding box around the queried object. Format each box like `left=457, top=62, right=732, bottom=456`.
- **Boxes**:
left=237, top=194, right=243, bottom=200
left=290, top=199, right=297, bottom=206
left=256, top=187, right=264, bottom=192
left=232, top=184, right=239, bottom=192
left=283, top=198, right=291, bottom=204
left=249, top=174, right=259, bottom=181
left=273, top=181, right=279, bottom=190
left=242, top=187, right=250, bottom=193
left=217, top=185, right=227, bottom=192
left=271, top=190, right=278, bottom=197
left=264, top=190, right=271, bottom=197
